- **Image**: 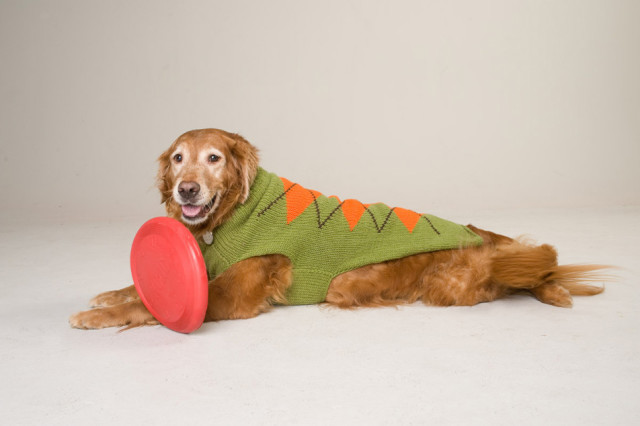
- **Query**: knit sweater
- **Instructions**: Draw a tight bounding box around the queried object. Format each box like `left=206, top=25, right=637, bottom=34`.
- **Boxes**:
left=199, top=168, right=483, bottom=305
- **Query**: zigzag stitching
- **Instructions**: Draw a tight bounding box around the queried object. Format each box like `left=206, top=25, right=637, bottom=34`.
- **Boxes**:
left=310, top=190, right=345, bottom=228
left=366, top=207, right=396, bottom=233
left=257, top=179, right=427, bottom=234
left=257, top=183, right=297, bottom=217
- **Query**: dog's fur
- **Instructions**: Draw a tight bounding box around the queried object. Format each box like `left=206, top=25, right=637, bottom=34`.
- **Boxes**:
left=69, top=129, right=607, bottom=330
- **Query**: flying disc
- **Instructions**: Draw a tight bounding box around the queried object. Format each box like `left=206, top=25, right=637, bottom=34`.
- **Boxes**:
left=130, top=217, right=208, bottom=333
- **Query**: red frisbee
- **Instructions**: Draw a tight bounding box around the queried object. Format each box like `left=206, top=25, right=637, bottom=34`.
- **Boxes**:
left=130, top=217, right=208, bottom=333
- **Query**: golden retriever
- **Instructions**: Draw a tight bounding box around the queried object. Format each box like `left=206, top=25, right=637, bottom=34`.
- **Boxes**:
left=69, top=129, right=607, bottom=330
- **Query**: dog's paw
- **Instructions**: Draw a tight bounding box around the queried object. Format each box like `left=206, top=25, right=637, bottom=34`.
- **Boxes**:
left=70, top=300, right=158, bottom=330
left=69, top=308, right=121, bottom=329
left=531, top=283, right=573, bottom=308
left=90, top=290, right=135, bottom=308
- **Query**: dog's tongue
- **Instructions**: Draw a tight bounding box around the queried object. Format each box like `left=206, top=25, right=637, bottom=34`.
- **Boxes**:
left=182, top=204, right=203, bottom=217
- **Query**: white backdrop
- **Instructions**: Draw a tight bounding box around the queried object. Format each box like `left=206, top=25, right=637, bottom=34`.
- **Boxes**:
left=1, top=0, right=638, bottom=225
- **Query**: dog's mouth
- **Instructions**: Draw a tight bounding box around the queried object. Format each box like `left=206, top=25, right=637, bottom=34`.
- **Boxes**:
left=180, top=194, right=217, bottom=223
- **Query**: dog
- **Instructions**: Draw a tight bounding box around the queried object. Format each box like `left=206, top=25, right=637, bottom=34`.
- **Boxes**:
left=69, top=128, right=607, bottom=330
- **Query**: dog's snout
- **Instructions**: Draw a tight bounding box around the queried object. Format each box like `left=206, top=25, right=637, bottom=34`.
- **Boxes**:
left=178, top=181, right=200, bottom=200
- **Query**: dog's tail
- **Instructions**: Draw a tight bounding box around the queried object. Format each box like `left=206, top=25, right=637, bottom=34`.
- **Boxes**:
left=550, top=264, right=610, bottom=295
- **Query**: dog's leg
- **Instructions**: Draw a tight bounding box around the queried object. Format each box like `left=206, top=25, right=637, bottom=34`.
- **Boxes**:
left=90, top=285, right=140, bottom=308
left=204, top=254, right=292, bottom=321
left=489, top=240, right=606, bottom=307
left=326, top=248, right=507, bottom=308
left=70, top=255, right=292, bottom=329
left=69, top=300, right=158, bottom=330
left=328, top=244, right=515, bottom=308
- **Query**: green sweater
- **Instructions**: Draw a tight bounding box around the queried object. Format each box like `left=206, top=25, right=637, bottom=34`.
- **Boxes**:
left=200, top=168, right=483, bottom=305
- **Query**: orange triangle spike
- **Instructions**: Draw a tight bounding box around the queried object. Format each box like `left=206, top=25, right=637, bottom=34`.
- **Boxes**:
left=284, top=184, right=316, bottom=224
left=279, top=177, right=325, bottom=224
left=341, top=199, right=367, bottom=231
left=394, top=207, right=422, bottom=233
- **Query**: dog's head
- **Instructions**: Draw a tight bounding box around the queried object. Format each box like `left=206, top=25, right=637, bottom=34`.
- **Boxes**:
left=157, top=129, right=259, bottom=235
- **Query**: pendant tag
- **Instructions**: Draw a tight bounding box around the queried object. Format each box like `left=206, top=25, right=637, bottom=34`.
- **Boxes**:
left=203, top=232, right=214, bottom=245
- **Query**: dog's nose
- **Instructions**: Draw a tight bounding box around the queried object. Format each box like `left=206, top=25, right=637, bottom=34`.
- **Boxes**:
left=178, top=181, right=200, bottom=200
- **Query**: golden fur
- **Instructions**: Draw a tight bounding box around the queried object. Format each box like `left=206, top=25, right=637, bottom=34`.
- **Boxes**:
left=69, top=129, right=608, bottom=330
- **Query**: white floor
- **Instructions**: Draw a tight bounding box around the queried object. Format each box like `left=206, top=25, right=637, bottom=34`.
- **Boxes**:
left=1, top=206, right=638, bottom=425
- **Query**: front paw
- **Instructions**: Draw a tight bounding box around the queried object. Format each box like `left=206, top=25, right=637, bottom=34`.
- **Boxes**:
left=69, top=308, right=121, bottom=329
left=70, top=300, right=158, bottom=330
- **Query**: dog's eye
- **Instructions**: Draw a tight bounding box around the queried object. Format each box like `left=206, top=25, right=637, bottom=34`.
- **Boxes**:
left=173, top=154, right=182, bottom=163
left=208, top=154, right=221, bottom=163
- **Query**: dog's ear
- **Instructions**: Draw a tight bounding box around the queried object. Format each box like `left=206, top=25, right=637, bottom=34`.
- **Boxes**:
left=228, top=133, right=259, bottom=203
left=156, top=147, right=173, bottom=204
